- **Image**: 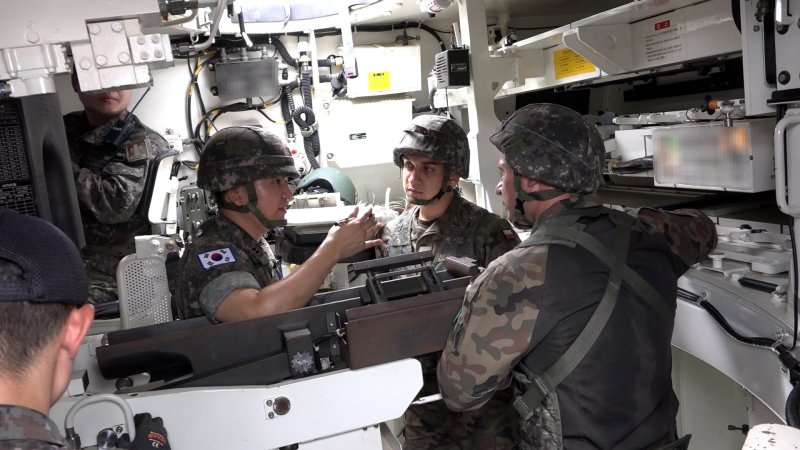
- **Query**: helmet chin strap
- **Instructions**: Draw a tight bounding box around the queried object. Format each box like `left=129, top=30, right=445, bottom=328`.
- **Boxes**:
left=508, top=175, right=564, bottom=229
left=407, top=168, right=454, bottom=206
left=219, top=183, right=287, bottom=228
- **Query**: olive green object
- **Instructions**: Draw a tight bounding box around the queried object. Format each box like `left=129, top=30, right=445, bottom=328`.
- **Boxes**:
left=295, top=167, right=357, bottom=205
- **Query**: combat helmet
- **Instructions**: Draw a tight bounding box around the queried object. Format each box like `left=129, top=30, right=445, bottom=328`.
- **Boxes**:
left=198, top=126, right=300, bottom=227
left=295, top=167, right=357, bottom=205
left=490, top=103, right=604, bottom=204
left=393, top=115, right=469, bottom=205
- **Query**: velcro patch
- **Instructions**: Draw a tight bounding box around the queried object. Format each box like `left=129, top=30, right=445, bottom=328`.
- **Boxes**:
left=124, top=138, right=150, bottom=162
left=197, top=247, right=236, bottom=270
left=503, top=229, right=516, bottom=240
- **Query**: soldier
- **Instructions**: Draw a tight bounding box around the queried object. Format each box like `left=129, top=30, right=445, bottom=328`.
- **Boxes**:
left=65, top=75, right=171, bottom=304
left=381, top=115, right=521, bottom=449
left=0, top=208, right=94, bottom=448
left=176, top=126, right=380, bottom=323
left=437, top=103, right=717, bottom=449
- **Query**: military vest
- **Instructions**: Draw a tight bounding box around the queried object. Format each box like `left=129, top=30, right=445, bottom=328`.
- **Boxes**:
left=513, top=206, right=679, bottom=450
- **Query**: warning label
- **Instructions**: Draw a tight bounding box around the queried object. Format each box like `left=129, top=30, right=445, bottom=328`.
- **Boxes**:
left=368, top=71, right=391, bottom=91
left=553, top=48, right=597, bottom=80
left=643, top=16, right=685, bottom=64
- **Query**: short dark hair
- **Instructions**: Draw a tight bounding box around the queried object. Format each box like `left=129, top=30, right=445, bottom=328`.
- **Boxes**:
left=0, top=259, right=72, bottom=382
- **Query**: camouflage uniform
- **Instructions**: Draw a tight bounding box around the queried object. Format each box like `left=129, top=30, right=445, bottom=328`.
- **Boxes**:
left=175, top=127, right=299, bottom=322
left=381, top=192, right=519, bottom=270
left=175, top=213, right=278, bottom=321
left=437, top=104, right=718, bottom=449
left=0, top=404, right=67, bottom=449
left=386, top=115, right=522, bottom=450
left=64, top=110, right=170, bottom=304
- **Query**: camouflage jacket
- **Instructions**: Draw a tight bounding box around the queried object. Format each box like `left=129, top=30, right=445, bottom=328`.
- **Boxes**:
left=381, top=193, right=519, bottom=270
left=437, top=196, right=717, bottom=450
left=0, top=405, right=66, bottom=449
left=65, top=110, right=170, bottom=303
left=176, top=214, right=278, bottom=322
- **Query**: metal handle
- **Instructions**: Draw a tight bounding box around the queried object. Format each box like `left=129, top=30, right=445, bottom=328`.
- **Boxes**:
left=776, top=0, right=794, bottom=26
left=774, top=114, right=800, bottom=216
left=64, top=393, right=136, bottom=448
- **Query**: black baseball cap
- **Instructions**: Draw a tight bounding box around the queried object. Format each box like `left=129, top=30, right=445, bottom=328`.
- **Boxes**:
left=0, top=208, right=89, bottom=305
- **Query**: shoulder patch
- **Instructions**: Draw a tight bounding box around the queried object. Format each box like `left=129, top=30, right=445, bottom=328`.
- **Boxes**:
left=124, top=138, right=150, bottom=162
left=502, top=228, right=517, bottom=240
left=197, top=247, right=236, bottom=270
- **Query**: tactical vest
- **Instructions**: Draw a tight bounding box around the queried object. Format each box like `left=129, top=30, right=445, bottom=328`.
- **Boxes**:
left=512, top=206, right=680, bottom=450
left=385, top=196, right=489, bottom=270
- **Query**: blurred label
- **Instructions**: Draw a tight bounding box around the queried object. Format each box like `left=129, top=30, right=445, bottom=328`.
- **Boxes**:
left=368, top=71, right=391, bottom=90
left=553, top=49, right=596, bottom=79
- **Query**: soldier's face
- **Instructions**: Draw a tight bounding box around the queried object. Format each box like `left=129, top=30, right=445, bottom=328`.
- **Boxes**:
left=497, top=156, right=517, bottom=220
left=402, top=154, right=446, bottom=201
left=253, top=176, right=294, bottom=220
left=77, top=89, right=133, bottom=120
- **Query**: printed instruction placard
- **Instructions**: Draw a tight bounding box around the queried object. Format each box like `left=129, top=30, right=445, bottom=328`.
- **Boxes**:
left=640, top=13, right=686, bottom=65
left=553, top=48, right=597, bottom=80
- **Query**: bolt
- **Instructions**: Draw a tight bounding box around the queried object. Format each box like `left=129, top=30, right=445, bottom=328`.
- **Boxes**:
left=154, top=50, right=163, bottom=59
left=151, top=35, right=160, bottom=43
left=111, top=21, right=123, bottom=32
left=268, top=412, right=275, bottom=419
left=25, top=31, right=40, bottom=44
left=118, top=52, right=130, bottom=63
left=88, top=24, right=101, bottom=35
left=778, top=71, right=791, bottom=85
left=79, top=58, right=92, bottom=70
left=115, top=425, right=123, bottom=434
left=95, top=55, right=108, bottom=66
left=266, top=399, right=273, bottom=406
left=140, top=51, right=149, bottom=61
left=137, top=36, right=146, bottom=45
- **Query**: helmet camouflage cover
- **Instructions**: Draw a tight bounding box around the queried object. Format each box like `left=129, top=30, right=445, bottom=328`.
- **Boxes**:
left=489, top=103, right=605, bottom=194
left=393, top=115, right=470, bottom=178
left=197, top=126, right=300, bottom=192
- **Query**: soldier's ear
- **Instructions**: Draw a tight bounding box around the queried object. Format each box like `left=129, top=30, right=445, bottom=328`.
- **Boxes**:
left=519, top=176, right=539, bottom=193
left=223, top=186, right=248, bottom=206
left=447, top=172, right=460, bottom=188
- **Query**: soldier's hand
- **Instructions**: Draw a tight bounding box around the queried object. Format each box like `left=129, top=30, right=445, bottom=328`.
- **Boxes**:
left=325, top=206, right=382, bottom=260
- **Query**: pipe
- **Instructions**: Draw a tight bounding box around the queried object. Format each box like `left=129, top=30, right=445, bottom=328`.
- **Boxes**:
left=182, top=0, right=226, bottom=53
left=64, top=394, right=136, bottom=449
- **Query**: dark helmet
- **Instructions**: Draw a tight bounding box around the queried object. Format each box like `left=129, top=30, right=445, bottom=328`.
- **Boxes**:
left=295, top=167, right=357, bottom=205
left=197, top=126, right=300, bottom=193
left=490, top=103, right=605, bottom=194
left=392, top=115, right=470, bottom=178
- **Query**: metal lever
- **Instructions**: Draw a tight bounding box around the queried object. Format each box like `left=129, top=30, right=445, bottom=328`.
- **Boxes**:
left=774, top=113, right=800, bottom=216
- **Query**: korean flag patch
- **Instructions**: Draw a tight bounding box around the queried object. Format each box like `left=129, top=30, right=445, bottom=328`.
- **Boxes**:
left=197, top=247, right=236, bottom=270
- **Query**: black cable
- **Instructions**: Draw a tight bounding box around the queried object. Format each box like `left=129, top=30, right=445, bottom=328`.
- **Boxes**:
left=699, top=300, right=778, bottom=348
left=255, top=108, right=275, bottom=123
left=280, top=84, right=297, bottom=139
left=271, top=36, right=298, bottom=68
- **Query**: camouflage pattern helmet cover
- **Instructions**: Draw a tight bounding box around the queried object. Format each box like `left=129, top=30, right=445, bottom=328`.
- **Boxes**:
left=490, top=103, right=605, bottom=194
left=197, top=126, right=300, bottom=192
left=393, top=115, right=470, bottom=178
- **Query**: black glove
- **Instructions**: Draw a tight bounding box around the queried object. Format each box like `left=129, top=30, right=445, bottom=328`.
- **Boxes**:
left=117, top=413, right=171, bottom=450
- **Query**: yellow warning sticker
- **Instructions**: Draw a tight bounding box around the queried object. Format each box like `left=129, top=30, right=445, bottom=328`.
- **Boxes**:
left=553, top=49, right=596, bottom=79
left=368, top=71, right=391, bottom=91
